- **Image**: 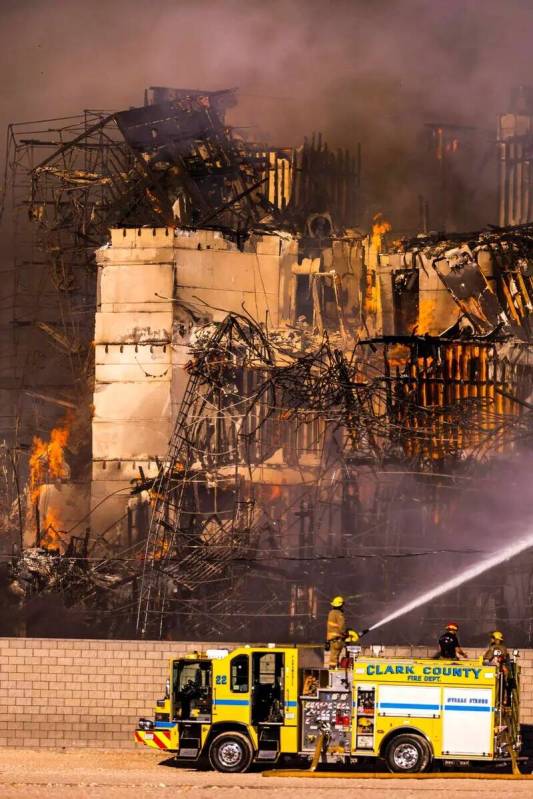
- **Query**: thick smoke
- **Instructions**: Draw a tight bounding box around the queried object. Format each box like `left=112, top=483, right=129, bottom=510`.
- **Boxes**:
left=358, top=453, right=533, bottom=648
left=2, top=0, right=533, bottom=642
left=1, top=0, right=532, bottom=229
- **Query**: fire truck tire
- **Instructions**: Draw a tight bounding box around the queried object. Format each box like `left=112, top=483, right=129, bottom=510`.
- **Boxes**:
left=208, top=731, right=254, bottom=773
left=384, top=733, right=431, bottom=773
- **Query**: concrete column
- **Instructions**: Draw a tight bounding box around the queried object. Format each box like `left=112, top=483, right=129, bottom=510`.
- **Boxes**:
left=91, top=227, right=175, bottom=547
left=89, top=227, right=294, bottom=547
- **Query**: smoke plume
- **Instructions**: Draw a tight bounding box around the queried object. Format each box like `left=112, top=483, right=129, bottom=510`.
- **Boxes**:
left=1, top=0, right=532, bottom=228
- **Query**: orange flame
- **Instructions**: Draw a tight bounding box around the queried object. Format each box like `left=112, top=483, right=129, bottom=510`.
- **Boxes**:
left=364, top=272, right=380, bottom=317
left=152, top=537, right=172, bottom=560
left=387, top=344, right=411, bottom=369
left=40, top=508, right=63, bottom=551
left=371, top=212, right=392, bottom=251
left=29, top=417, right=70, bottom=504
left=415, top=298, right=437, bottom=334
left=270, top=485, right=282, bottom=500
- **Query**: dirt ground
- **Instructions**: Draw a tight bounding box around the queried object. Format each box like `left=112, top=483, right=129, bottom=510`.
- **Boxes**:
left=0, top=749, right=532, bottom=799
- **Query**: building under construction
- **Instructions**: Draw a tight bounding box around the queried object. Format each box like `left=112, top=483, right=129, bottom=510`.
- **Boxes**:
left=2, top=86, right=533, bottom=645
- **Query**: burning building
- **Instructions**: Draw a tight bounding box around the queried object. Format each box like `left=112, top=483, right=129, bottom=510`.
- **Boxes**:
left=2, top=87, right=533, bottom=645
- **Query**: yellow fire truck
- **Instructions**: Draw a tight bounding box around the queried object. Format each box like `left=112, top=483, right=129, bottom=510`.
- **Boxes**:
left=135, top=644, right=521, bottom=773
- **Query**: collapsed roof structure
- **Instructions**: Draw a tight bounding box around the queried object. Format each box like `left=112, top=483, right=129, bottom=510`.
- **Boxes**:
left=2, top=87, right=533, bottom=644
left=1, top=87, right=359, bottom=479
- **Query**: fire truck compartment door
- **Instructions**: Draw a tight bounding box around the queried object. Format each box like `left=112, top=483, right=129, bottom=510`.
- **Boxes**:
left=377, top=685, right=441, bottom=718
left=442, top=688, right=493, bottom=756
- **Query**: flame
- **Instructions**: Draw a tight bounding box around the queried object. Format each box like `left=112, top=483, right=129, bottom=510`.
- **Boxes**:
left=387, top=344, right=411, bottom=369
left=391, top=238, right=406, bottom=251
left=371, top=212, right=392, bottom=251
left=364, top=271, right=380, bottom=317
left=152, top=537, right=172, bottom=560
left=29, top=416, right=71, bottom=504
left=434, top=127, right=460, bottom=160
left=137, top=535, right=172, bottom=562
left=40, top=508, right=62, bottom=551
left=416, top=298, right=438, bottom=334
left=435, top=127, right=443, bottom=160
left=445, top=138, right=460, bottom=154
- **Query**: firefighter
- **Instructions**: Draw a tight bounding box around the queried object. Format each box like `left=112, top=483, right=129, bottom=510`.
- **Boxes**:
left=483, top=630, right=508, bottom=665
left=437, top=622, right=467, bottom=659
left=326, top=596, right=350, bottom=668
left=483, top=630, right=513, bottom=705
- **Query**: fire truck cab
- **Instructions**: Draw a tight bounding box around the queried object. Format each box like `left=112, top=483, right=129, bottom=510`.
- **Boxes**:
left=135, top=644, right=521, bottom=773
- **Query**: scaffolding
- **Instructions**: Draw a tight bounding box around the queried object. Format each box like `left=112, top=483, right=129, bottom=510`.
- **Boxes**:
left=1, top=91, right=361, bottom=474
left=4, top=89, right=533, bottom=647
left=134, top=306, right=533, bottom=643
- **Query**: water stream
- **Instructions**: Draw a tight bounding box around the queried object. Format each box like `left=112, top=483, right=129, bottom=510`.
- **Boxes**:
left=367, top=528, right=533, bottom=632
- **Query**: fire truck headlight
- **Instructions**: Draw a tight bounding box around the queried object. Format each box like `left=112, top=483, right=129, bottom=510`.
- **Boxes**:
left=138, top=718, right=154, bottom=731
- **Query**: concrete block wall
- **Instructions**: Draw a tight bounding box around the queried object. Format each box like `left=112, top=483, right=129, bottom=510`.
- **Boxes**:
left=0, top=638, right=236, bottom=748
left=0, top=638, right=532, bottom=749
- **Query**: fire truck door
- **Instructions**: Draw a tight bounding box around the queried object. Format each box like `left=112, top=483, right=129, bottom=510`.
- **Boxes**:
left=251, top=652, right=284, bottom=725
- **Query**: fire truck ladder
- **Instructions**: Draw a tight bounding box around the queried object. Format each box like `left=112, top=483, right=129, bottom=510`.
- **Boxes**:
left=497, top=663, right=521, bottom=775
left=505, top=663, right=522, bottom=774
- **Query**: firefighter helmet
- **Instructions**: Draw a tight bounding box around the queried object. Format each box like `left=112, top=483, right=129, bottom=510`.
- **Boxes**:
left=446, top=622, right=459, bottom=631
left=492, top=630, right=504, bottom=642
left=330, top=596, right=345, bottom=608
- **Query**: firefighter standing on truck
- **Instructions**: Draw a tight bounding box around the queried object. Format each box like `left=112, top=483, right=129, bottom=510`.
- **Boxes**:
left=436, top=622, right=467, bottom=659
left=483, top=630, right=513, bottom=704
left=483, top=630, right=508, bottom=664
left=327, top=596, right=349, bottom=667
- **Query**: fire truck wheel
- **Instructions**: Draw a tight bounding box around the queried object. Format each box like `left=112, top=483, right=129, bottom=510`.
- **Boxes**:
left=384, top=733, right=431, bottom=773
left=208, top=731, right=254, bottom=773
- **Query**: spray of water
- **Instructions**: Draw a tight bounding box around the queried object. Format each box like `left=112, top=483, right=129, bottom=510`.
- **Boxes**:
left=367, top=529, right=533, bottom=633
